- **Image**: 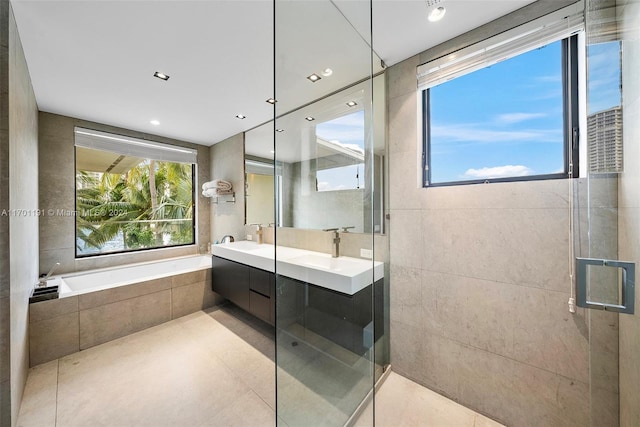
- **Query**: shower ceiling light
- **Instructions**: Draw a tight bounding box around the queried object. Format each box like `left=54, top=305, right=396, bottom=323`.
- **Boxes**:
left=321, top=68, right=333, bottom=77
left=346, top=101, right=358, bottom=107
left=266, top=98, right=277, bottom=104
left=305, top=117, right=315, bottom=121
left=153, top=71, right=170, bottom=81
left=150, top=120, right=160, bottom=125
left=307, top=73, right=321, bottom=82
left=428, top=6, right=446, bottom=22
left=235, top=114, right=246, bottom=119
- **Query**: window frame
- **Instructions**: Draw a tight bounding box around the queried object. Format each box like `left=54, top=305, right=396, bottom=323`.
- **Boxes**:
left=422, top=34, right=581, bottom=187
left=74, top=141, right=197, bottom=259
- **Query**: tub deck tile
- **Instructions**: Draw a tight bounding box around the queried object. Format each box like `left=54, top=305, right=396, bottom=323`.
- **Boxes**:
left=30, top=296, right=78, bottom=323
left=79, top=290, right=171, bottom=350
left=78, top=276, right=172, bottom=311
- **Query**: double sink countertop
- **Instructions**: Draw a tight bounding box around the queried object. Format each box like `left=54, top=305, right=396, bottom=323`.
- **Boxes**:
left=212, top=241, right=384, bottom=296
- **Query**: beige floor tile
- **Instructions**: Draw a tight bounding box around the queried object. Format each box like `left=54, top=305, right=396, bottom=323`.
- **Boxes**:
left=55, top=317, right=251, bottom=426
left=204, top=390, right=275, bottom=427
left=367, top=372, right=505, bottom=427
left=19, top=307, right=503, bottom=427
left=17, top=360, right=58, bottom=427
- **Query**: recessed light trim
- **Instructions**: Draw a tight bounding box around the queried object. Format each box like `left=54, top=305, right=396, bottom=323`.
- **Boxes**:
left=307, top=74, right=321, bottom=82
left=275, top=128, right=285, bottom=132
left=428, top=6, right=446, bottom=22
left=266, top=98, right=277, bottom=104
left=153, top=71, right=170, bottom=81
left=305, top=116, right=315, bottom=122
left=235, top=114, right=246, bottom=119
left=346, top=101, right=358, bottom=107
left=321, top=68, right=333, bottom=77
left=150, top=120, right=160, bottom=125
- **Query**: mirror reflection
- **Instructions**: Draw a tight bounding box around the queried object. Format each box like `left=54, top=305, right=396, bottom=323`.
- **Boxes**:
left=245, top=76, right=386, bottom=233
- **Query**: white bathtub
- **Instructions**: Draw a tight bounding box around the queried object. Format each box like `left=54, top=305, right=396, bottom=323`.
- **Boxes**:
left=57, top=255, right=212, bottom=297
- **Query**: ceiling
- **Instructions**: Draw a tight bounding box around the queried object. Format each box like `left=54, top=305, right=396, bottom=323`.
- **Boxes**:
left=11, top=0, right=536, bottom=147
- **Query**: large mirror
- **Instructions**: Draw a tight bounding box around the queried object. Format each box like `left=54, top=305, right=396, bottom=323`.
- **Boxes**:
left=245, top=75, right=386, bottom=233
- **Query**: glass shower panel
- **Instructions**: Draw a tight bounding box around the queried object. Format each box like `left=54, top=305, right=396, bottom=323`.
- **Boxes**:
left=274, top=1, right=382, bottom=425
left=578, top=0, right=639, bottom=425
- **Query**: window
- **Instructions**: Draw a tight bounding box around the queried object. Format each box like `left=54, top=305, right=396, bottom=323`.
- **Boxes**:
left=74, top=128, right=196, bottom=257
left=419, top=5, right=582, bottom=186
left=315, top=111, right=365, bottom=192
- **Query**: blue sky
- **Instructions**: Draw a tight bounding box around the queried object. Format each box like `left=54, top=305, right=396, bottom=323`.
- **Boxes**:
left=429, top=40, right=565, bottom=183
left=429, top=39, right=622, bottom=184
left=315, top=110, right=365, bottom=191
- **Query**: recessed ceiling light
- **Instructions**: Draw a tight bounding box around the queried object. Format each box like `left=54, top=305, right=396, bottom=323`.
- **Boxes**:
left=428, top=6, right=446, bottom=22
left=153, top=71, right=170, bottom=81
left=266, top=98, right=277, bottom=104
left=276, top=128, right=284, bottom=132
left=270, top=150, right=275, bottom=154
left=305, top=117, right=315, bottom=121
left=307, top=74, right=321, bottom=83
left=150, top=120, right=160, bottom=125
left=235, top=114, right=246, bottom=119
left=346, top=101, right=358, bottom=107
left=321, top=68, right=333, bottom=77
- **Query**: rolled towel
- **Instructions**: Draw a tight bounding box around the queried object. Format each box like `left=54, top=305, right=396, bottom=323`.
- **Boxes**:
left=202, top=179, right=232, bottom=191
left=202, top=188, right=234, bottom=198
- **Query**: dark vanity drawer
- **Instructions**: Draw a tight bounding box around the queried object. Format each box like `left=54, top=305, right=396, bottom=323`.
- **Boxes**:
left=249, top=267, right=271, bottom=297
left=250, top=290, right=272, bottom=325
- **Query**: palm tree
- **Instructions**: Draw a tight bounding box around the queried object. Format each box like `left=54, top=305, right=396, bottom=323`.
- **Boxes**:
left=76, top=159, right=193, bottom=255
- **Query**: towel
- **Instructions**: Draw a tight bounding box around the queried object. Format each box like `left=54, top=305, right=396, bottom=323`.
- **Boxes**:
left=202, top=188, right=234, bottom=198
left=202, top=180, right=232, bottom=191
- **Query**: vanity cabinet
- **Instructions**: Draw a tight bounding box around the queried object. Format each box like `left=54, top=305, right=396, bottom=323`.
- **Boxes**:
left=276, top=275, right=384, bottom=357
left=212, top=256, right=274, bottom=325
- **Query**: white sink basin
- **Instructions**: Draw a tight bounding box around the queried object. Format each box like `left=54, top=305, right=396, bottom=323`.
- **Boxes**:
left=212, top=242, right=275, bottom=272
left=212, top=241, right=384, bottom=295
left=278, top=253, right=383, bottom=295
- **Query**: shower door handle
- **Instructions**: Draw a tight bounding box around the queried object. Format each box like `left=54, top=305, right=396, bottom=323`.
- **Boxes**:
left=576, top=258, right=635, bottom=314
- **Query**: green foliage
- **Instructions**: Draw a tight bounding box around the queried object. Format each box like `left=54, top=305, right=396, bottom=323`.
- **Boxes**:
left=76, top=160, right=194, bottom=255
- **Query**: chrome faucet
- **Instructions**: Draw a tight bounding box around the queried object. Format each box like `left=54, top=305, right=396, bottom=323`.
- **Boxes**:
left=38, top=262, right=60, bottom=287
left=249, top=223, right=263, bottom=244
left=323, top=228, right=340, bottom=258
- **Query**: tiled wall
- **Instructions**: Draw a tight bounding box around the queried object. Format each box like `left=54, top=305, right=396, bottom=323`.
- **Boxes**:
left=38, top=112, right=211, bottom=275
left=209, top=133, right=246, bottom=244
left=29, top=268, right=221, bottom=366
left=386, top=1, right=596, bottom=426
left=8, top=5, right=39, bottom=425
left=618, top=0, right=640, bottom=424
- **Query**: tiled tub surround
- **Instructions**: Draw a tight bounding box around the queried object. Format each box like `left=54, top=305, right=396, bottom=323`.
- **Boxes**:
left=29, top=255, right=221, bottom=366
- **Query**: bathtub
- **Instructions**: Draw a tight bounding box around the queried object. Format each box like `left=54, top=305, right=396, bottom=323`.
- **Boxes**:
left=58, top=255, right=212, bottom=297
left=31, top=254, right=218, bottom=366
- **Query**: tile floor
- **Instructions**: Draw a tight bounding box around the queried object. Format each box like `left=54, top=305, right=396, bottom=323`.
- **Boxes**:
left=18, top=305, right=504, bottom=427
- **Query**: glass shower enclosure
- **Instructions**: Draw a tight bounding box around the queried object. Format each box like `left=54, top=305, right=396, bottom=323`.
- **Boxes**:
left=272, top=1, right=388, bottom=425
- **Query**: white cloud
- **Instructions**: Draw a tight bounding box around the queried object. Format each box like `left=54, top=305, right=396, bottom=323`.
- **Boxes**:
left=463, top=165, right=533, bottom=179
left=496, top=112, right=546, bottom=124
left=431, top=124, right=560, bottom=144
left=317, top=181, right=347, bottom=192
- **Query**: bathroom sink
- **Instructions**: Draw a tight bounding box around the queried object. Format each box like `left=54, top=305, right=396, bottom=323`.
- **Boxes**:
left=221, top=240, right=271, bottom=252
left=278, top=253, right=383, bottom=295
left=211, top=241, right=275, bottom=272
left=211, top=241, right=383, bottom=295
left=286, top=254, right=359, bottom=271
